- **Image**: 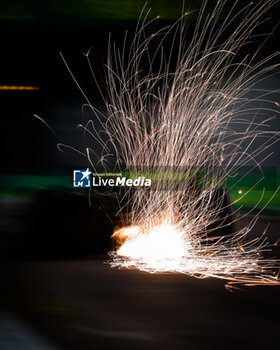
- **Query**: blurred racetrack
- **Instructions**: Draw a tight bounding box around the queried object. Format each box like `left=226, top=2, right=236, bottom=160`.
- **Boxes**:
left=1, top=203, right=280, bottom=350
left=1, top=251, right=280, bottom=350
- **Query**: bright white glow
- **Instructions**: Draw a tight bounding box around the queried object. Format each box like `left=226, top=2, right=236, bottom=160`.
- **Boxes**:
left=111, top=220, right=280, bottom=287
left=117, top=224, right=185, bottom=260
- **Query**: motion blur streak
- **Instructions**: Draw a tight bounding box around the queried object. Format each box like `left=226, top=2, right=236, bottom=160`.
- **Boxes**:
left=0, top=85, right=40, bottom=90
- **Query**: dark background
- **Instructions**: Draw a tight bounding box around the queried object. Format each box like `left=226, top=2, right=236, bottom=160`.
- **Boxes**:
left=1, top=0, right=280, bottom=175
left=0, top=1, right=280, bottom=350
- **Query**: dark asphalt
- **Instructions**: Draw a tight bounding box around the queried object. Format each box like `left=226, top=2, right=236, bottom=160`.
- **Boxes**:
left=1, top=253, right=280, bottom=350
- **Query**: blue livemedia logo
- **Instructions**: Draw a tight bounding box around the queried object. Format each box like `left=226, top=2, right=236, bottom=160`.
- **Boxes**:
left=73, top=169, right=91, bottom=188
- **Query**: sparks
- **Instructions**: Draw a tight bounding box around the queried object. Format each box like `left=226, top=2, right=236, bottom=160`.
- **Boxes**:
left=62, top=0, right=280, bottom=288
